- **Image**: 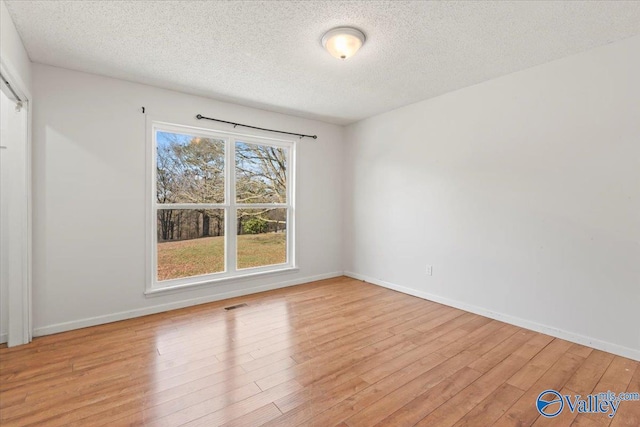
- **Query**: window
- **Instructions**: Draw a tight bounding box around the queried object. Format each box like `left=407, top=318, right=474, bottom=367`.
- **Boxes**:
left=148, top=122, right=295, bottom=292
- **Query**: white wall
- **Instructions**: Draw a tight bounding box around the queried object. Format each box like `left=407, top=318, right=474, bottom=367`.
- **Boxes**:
left=344, top=35, right=640, bottom=360
left=32, top=64, right=344, bottom=335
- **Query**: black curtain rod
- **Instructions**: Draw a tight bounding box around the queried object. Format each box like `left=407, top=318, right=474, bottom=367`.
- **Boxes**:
left=196, top=114, right=317, bottom=139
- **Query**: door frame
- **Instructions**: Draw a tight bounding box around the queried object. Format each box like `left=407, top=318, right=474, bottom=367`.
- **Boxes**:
left=0, top=60, right=32, bottom=346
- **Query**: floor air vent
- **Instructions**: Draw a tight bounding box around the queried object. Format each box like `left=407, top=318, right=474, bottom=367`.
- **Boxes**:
left=224, top=303, right=248, bottom=311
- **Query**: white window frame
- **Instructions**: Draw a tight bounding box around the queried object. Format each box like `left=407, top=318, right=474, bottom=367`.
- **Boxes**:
left=145, top=119, right=296, bottom=295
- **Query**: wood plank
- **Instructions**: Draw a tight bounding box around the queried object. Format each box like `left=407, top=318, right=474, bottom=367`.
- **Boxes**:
left=262, top=376, right=370, bottom=426
left=568, top=343, right=595, bottom=359
left=414, top=352, right=535, bottom=426
left=530, top=351, right=616, bottom=427
left=610, top=363, right=640, bottom=427
left=64, top=359, right=294, bottom=427
left=565, top=350, right=616, bottom=394
left=572, top=356, right=637, bottom=427
left=179, top=379, right=303, bottom=427
left=453, top=383, right=524, bottom=427
left=345, top=351, right=479, bottom=426
left=274, top=375, right=369, bottom=414
left=220, top=403, right=282, bottom=427
left=300, top=351, right=450, bottom=427
left=467, top=329, right=536, bottom=373
left=374, top=367, right=484, bottom=427
left=48, top=382, right=261, bottom=427
left=435, top=320, right=507, bottom=358
left=506, top=338, right=573, bottom=391
left=493, top=351, right=586, bottom=427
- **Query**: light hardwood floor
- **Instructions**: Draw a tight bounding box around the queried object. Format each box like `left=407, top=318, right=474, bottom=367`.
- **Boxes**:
left=0, top=277, right=638, bottom=426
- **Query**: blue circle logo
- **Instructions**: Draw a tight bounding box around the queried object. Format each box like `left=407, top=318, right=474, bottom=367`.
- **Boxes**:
left=537, top=390, right=564, bottom=418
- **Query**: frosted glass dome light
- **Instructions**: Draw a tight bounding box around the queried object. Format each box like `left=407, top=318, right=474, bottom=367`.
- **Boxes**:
left=322, top=27, right=366, bottom=60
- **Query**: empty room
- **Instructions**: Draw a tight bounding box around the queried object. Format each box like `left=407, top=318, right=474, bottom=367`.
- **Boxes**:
left=0, top=1, right=639, bottom=426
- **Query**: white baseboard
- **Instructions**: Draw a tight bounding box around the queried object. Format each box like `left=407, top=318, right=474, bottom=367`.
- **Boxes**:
left=33, top=271, right=343, bottom=337
left=345, top=271, right=640, bottom=362
left=0, top=332, right=6, bottom=344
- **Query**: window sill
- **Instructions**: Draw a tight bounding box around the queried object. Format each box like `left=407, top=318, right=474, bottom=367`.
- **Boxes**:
left=144, top=266, right=299, bottom=297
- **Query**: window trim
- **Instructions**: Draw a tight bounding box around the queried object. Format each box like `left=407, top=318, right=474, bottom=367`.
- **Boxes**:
left=145, top=118, right=296, bottom=295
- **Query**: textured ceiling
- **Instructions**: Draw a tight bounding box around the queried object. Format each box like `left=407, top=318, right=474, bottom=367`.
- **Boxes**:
left=5, top=1, right=640, bottom=124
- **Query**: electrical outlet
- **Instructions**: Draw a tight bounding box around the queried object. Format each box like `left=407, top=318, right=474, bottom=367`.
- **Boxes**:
left=426, top=265, right=433, bottom=276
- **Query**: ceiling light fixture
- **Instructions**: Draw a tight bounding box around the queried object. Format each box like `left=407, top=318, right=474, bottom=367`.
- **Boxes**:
left=321, top=27, right=366, bottom=60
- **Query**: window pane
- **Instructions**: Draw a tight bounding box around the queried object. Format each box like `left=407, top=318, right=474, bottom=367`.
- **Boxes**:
left=157, top=131, right=225, bottom=204
left=237, top=208, right=287, bottom=269
left=236, top=142, right=287, bottom=203
left=157, top=209, right=225, bottom=281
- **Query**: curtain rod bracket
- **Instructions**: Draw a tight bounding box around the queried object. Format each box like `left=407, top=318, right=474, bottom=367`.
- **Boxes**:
left=0, top=71, right=23, bottom=103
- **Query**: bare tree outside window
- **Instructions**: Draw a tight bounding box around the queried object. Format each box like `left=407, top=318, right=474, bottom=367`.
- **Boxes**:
left=235, top=141, right=288, bottom=270
left=153, top=129, right=292, bottom=285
